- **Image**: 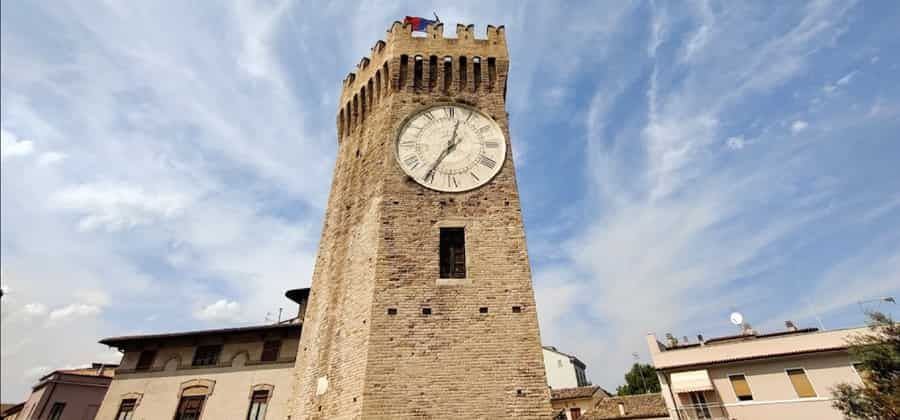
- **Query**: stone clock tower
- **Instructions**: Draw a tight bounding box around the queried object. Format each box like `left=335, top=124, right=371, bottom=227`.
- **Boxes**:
left=290, top=21, right=552, bottom=419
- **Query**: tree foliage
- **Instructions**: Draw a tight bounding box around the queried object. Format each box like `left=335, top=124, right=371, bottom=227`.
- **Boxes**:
left=616, top=363, right=661, bottom=395
left=831, top=312, right=900, bottom=419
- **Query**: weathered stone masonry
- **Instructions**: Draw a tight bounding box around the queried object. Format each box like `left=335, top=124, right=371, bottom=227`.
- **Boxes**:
left=290, top=21, right=552, bottom=419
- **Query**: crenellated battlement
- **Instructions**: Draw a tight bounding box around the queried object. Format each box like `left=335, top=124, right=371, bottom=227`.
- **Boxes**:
left=336, top=21, right=509, bottom=142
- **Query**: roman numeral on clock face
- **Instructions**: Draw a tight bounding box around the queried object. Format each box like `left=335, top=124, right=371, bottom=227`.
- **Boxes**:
left=403, top=155, right=419, bottom=169
left=447, top=174, right=458, bottom=188
left=424, top=112, right=435, bottom=121
left=478, top=155, right=497, bottom=169
left=484, top=141, right=500, bottom=148
left=444, top=107, right=455, bottom=118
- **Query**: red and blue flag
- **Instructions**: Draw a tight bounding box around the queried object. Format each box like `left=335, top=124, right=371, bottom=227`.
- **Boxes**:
left=404, top=16, right=438, bottom=32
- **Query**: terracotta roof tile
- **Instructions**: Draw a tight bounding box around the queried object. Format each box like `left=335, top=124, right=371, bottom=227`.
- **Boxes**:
left=550, top=385, right=606, bottom=400
left=582, top=393, right=668, bottom=419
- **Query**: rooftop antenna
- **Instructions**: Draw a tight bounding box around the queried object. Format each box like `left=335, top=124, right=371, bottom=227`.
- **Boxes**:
left=632, top=352, right=649, bottom=394
left=857, top=296, right=896, bottom=319
left=277, top=307, right=283, bottom=323
left=804, top=299, right=826, bottom=331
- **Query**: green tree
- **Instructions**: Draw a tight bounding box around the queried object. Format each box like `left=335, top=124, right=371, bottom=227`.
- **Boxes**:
left=831, top=312, right=900, bottom=419
left=616, top=363, right=661, bottom=395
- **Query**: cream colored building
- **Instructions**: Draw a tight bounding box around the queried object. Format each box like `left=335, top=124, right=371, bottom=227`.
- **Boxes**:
left=94, top=289, right=307, bottom=420
left=646, top=324, right=868, bottom=420
left=544, top=346, right=591, bottom=390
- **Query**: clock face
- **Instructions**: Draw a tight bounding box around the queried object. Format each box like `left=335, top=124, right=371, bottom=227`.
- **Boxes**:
left=395, top=104, right=507, bottom=192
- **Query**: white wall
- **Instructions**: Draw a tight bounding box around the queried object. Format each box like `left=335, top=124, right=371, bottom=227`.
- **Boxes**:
left=543, top=348, right=579, bottom=389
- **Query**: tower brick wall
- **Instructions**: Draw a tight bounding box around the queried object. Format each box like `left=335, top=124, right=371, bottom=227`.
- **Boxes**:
left=291, top=21, right=552, bottom=419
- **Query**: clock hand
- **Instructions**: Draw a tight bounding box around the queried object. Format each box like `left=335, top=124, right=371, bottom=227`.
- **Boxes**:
left=426, top=122, right=461, bottom=179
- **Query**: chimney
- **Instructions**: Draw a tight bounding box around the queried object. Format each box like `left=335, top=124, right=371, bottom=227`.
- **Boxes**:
left=664, top=333, right=678, bottom=347
left=785, top=320, right=798, bottom=331
left=285, top=288, right=311, bottom=323
left=741, top=322, right=756, bottom=336
left=697, top=334, right=704, bottom=345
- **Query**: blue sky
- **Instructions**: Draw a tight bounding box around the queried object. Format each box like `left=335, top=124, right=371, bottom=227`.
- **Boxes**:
left=2, top=0, right=899, bottom=401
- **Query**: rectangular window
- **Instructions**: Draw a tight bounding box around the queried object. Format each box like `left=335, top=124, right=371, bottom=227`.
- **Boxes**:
left=728, top=374, right=753, bottom=401
left=439, top=227, right=466, bottom=278
left=689, top=392, right=711, bottom=419
left=246, top=390, right=269, bottom=420
left=192, top=345, right=222, bottom=367
left=786, top=368, right=817, bottom=398
left=135, top=350, right=157, bottom=371
left=261, top=340, right=282, bottom=362
left=174, top=396, right=205, bottom=420
left=48, top=402, right=66, bottom=420
left=570, top=407, right=581, bottom=419
left=115, top=399, right=137, bottom=420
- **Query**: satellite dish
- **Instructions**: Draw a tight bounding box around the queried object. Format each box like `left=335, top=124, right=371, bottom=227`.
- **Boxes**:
left=730, top=312, right=744, bottom=326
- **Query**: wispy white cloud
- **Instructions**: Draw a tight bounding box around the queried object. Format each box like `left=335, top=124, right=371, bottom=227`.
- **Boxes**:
left=726, top=136, right=745, bottom=150
left=0, top=128, right=34, bottom=160
left=37, top=151, right=67, bottom=166
left=194, top=299, right=242, bottom=322
left=791, top=120, right=809, bottom=133
left=23, top=303, right=48, bottom=317
left=47, top=303, right=102, bottom=323
left=51, top=183, right=188, bottom=232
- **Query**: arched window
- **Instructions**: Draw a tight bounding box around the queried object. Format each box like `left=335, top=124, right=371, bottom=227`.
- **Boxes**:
left=352, top=95, right=359, bottom=127
left=175, top=380, right=214, bottom=420
left=458, top=56, right=467, bottom=91
left=338, top=110, right=344, bottom=139
left=345, top=102, right=352, bottom=133
left=375, top=71, right=382, bottom=103
left=428, top=55, right=438, bottom=91
left=399, top=55, right=408, bottom=90
left=383, top=62, right=390, bottom=93
left=487, top=57, right=497, bottom=91
left=413, top=55, right=424, bottom=91
left=360, top=88, right=366, bottom=122
left=472, top=56, right=482, bottom=91
left=443, top=57, right=452, bottom=92
left=367, top=79, right=373, bottom=108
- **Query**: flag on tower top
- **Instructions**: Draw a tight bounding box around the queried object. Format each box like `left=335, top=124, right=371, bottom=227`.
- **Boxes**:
left=404, top=16, right=438, bottom=32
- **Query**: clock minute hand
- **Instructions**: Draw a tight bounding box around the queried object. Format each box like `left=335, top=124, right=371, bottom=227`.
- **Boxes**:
left=426, top=122, right=461, bottom=179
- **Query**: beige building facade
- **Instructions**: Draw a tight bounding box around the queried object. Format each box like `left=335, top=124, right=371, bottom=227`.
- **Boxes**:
left=7, top=364, right=115, bottom=420
left=93, top=289, right=308, bottom=420
left=290, top=20, right=551, bottom=419
left=646, top=325, right=867, bottom=420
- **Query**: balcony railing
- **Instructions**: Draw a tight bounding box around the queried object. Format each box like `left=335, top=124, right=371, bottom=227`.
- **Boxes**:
left=671, top=402, right=729, bottom=420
